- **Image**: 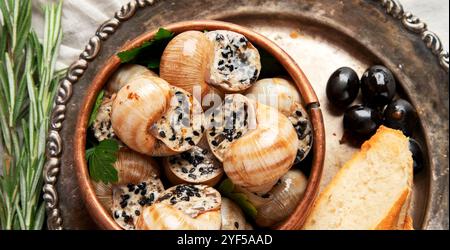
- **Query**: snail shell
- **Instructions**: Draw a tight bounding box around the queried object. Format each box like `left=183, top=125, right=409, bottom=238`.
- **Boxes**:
left=111, top=75, right=205, bottom=156
left=163, top=145, right=224, bottom=186
left=92, top=96, right=115, bottom=141
left=246, top=77, right=301, bottom=114
left=160, top=31, right=214, bottom=97
left=136, top=203, right=221, bottom=230
left=106, top=64, right=157, bottom=95
left=246, top=78, right=313, bottom=163
left=221, top=198, right=251, bottom=230
left=206, top=94, right=299, bottom=193
left=255, top=170, right=308, bottom=227
left=205, top=30, right=261, bottom=93
left=136, top=184, right=222, bottom=230
left=92, top=148, right=164, bottom=230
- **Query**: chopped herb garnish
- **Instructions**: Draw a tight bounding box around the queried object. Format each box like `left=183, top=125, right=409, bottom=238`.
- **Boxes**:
left=117, top=28, right=174, bottom=70
left=88, top=90, right=105, bottom=127
left=218, top=179, right=258, bottom=219
left=86, top=139, right=120, bottom=184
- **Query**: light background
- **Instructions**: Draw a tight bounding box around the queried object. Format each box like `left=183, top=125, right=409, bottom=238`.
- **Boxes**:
left=29, top=0, right=450, bottom=69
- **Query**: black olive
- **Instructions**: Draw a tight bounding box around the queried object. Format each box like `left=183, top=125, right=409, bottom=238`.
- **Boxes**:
left=343, top=105, right=382, bottom=136
left=361, top=65, right=396, bottom=107
left=409, top=138, right=424, bottom=174
left=384, top=99, right=417, bottom=136
left=326, top=67, right=360, bottom=107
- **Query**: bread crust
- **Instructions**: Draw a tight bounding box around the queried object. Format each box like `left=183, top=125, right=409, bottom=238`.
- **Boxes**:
left=375, top=189, right=409, bottom=230
left=403, top=216, right=414, bottom=230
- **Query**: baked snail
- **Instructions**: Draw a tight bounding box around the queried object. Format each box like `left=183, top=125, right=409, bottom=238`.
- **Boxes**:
left=106, top=64, right=157, bottom=95
left=206, top=94, right=299, bottom=193
left=92, top=96, right=115, bottom=142
left=206, top=30, right=261, bottom=92
left=92, top=148, right=164, bottom=230
left=163, top=144, right=224, bottom=186
left=160, top=31, right=214, bottom=98
left=136, top=184, right=221, bottom=230
left=91, top=65, right=158, bottom=142
left=246, top=78, right=313, bottom=163
left=235, top=170, right=307, bottom=227
left=253, top=170, right=308, bottom=227
left=160, top=30, right=261, bottom=96
left=221, top=198, right=253, bottom=230
left=111, top=75, right=205, bottom=156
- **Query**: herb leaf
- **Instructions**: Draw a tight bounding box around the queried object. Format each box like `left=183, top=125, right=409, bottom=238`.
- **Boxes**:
left=88, top=90, right=105, bottom=127
left=218, top=179, right=258, bottom=219
left=117, top=41, right=151, bottom=63
left=153, top=28, right=173, bottom=40
left=117, top=28, right=174, bottom=68
left=86, top=139, right=119, bottom=184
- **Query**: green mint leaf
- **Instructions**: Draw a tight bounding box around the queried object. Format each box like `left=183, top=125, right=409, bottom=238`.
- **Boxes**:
left=86, top=139, right=119, bottom=184
left=88, top=90, right=105, bottom=127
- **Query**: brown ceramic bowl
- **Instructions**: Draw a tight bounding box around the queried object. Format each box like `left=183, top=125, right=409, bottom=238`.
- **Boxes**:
left=74, top=20, right=325, bottom=230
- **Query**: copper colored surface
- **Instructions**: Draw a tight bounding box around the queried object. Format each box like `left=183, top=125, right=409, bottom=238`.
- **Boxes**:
left=74, top=20, right=325, bottom=230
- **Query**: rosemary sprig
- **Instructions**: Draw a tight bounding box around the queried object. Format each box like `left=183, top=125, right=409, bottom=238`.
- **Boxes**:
left=0, top=0, right=63, bottom=230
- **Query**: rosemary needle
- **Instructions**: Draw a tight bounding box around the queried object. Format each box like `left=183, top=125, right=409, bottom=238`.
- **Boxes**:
left=0, top=0, right=64, bottom=230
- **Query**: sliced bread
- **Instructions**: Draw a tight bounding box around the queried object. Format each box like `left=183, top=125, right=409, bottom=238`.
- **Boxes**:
left=303, top=126, right=413, bottom=230
left=403, top=216, right=414, bottom=230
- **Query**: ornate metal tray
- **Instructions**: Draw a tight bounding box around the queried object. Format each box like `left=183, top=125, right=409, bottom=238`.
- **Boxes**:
left=44, top=0, right=449, bottom=230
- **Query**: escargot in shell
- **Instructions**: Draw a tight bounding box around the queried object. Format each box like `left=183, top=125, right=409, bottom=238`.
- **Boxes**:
left=106, top=64, right=157, bottom=95
left=254, top=170, right=308, bottom=227
left=163, top=145, right=223, bottom=186
left=205, top=30, right=261, bottom=92
left=221, top=197, right=253, bottom=230
left=92, top=96, right=115, bottom=142
left=206, top=94, right=299, bottom=193
left=160, top=31, right=215, bottom=98
left=111, top=75, right=205, bottom=156
left=92, top=148, right=164, bottom=230
left=246, top=78, right=313, bottom=163
left=136, top=184, right=222, bottom=230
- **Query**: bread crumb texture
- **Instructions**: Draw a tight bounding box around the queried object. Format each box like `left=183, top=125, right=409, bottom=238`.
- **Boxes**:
left=303, top=126, right=413, bottom=230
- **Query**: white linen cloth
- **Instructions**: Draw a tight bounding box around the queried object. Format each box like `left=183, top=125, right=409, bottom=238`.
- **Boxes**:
left=30, top=0, right=449, bottom=70
left=31, top=0, right=129, bottom=69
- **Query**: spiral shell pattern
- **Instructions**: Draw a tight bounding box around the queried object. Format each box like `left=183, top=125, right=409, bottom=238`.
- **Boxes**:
left=223, top=102, right=299, bottom=193
left=111, top=75, right=172, bottom=156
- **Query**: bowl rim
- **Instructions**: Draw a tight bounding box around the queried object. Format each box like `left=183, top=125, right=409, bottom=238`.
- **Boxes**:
left=73, top=20, right=325, bottom=230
